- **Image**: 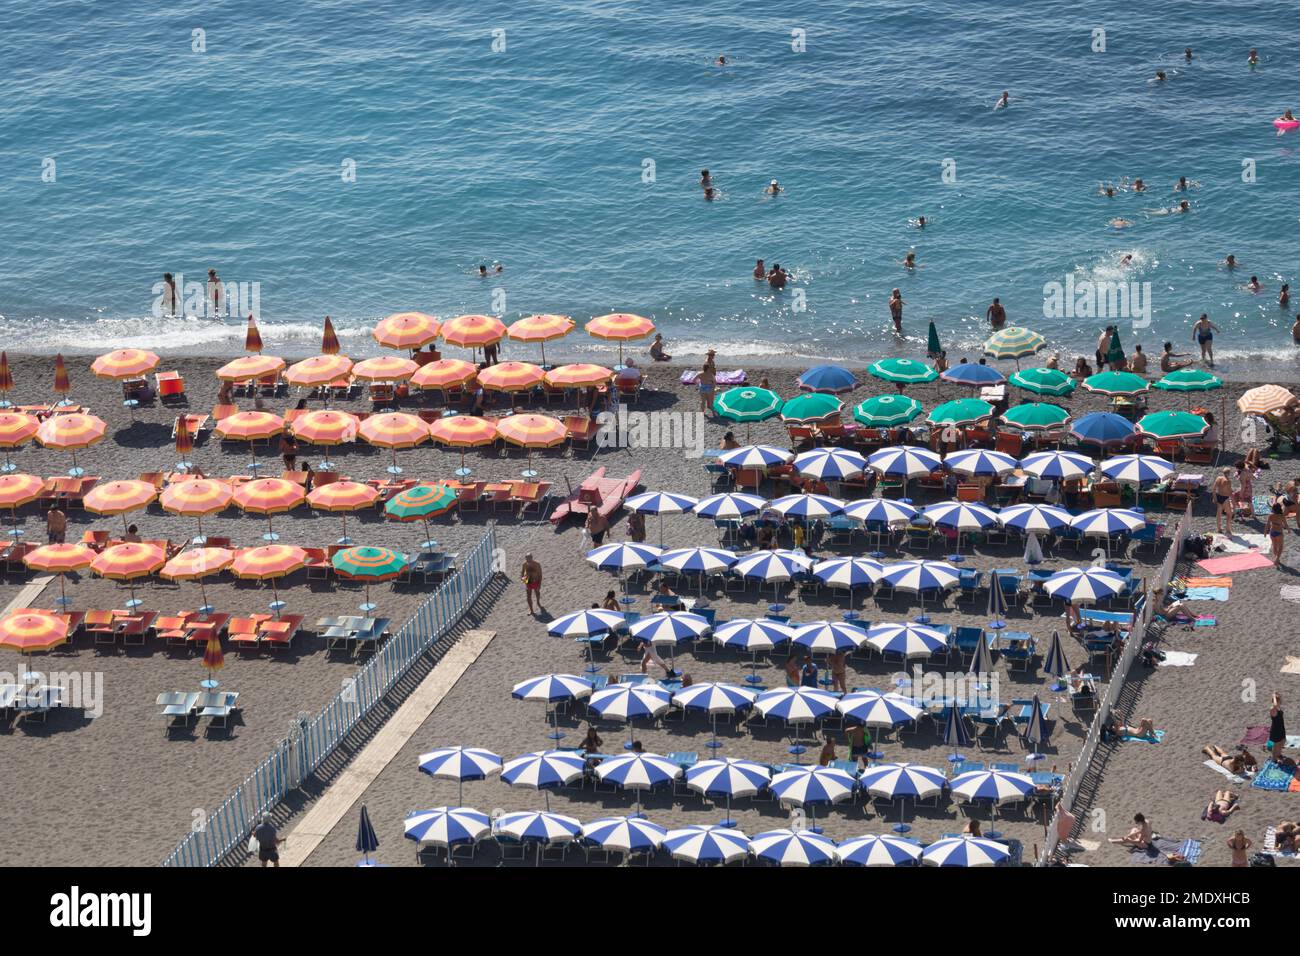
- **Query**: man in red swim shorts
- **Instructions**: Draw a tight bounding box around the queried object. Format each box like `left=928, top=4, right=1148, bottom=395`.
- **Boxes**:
left=522, top=552, right=543, bottom=614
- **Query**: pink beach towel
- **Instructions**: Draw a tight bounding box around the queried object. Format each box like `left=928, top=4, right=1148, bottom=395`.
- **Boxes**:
left=1196, top=551, right=1275, bottom=575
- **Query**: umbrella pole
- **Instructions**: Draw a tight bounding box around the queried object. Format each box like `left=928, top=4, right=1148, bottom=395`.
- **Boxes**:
left=658, top=513, right=664, bottom=549
left=340, top=513, right=348, bottom=545
left=58, top=573, right=67, bottom=608
left=199, top=578, right=209, bottom=615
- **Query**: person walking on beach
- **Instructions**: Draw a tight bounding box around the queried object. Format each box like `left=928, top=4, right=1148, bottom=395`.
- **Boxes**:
left=280, top=433, right=298, bottom=471
left=521, top=553, right=543, bottom=614
left=254, top=814, right=284, bottom=867
left=1212, top=468, right=1235, bottom=535
left=889, top=288, right=904, bottom=333
left=45, top=507, right=66, bottom=545
left=697, top=358, right=716, bottom=413
left=827, top=648, right=848, bottom=694
left=207, top=269, right=222, bottom=316
left=846, top=721, right=872, bottom=769
left=585, top=508, right=609, bottom=547
left=1192, top=313, right=1220, bottom=366
left=626, top=510, right=646, bottom=543
left=986, top=298, right=1006, bottom=330
left=799, top=654, right=819, bottom=688
left=1267, top=503, right=1287, bottom=566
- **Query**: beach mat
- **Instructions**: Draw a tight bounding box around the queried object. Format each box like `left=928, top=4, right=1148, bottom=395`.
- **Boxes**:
left=1197, top=552, right=1275, bottom=575
left=1209, top=533, right=1269, bottom=554
left=1283, top=656, right=1300, bottom=676
left=1194, top=616, right=1216, bottom=627
left=1182, top=576, right=1233, bottom=588
left=1254, top=495, right=1273, bottom=517
left=1240, top=725, right=1271, bottom=746
left=1250, top=761, right=1297, bottom=792
left=1130, top=836, right=1196, bottom=865
left=1262, top=826, right=1299, bottom=857
left=1120, top=729, right=1166, bottom=743
left=1281, top=586, right=1300, bottom=604
left=1158, top=651, right=1197, bottom=667
left=1203, top=759, right=1250, bottom=785
left=1183, top=587, right=1229, bottom=602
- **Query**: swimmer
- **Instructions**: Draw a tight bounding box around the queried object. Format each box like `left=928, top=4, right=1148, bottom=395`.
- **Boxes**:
left=1248, top=275, right=1262, bottom=292
left=916, top=215, right=926, bottom=228
left=1281, top=284, right=1290, bottom=308
left=1248, top=48, right=1259, bottom=67
left=1099, top=183, right=1117, bottom=198
left=995, top=91, right=1009, bottom=109
left=704, top=186, right=716, bottom=201
left=1174, top=175, right=1199, bottom=191
left=903, top=251, right=916, bottom=269
left=1110, top=218, right=1133, bottom=229
left=715, top=55, right=726, bottom=66
left=766, top=263, right=790, bottom=290
left=764, top=179, right=784, bottom=196
left=1224, top=254, right=1237, bottom=269
left=1178, top=199, right=1190, bottom=213
left=753, top=259, right=766, bottom=280
left=1154, top=71, right=1166, bottom=82
left=700, top=169, right=713, bottom=187
left=477, top=263, right=503, bottom=277
left=1119, top=253, right=1133, bottom=267
left=1184, top=47, right=1193, bottom=62
left=1132, top=178, right=1146, bottom=192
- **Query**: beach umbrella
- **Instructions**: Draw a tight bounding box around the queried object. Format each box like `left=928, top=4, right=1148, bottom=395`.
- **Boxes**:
left=969, top=626, right=994, bottom=676
left=216, top=410, right=285, bottom=471
left=841, top=497, right=917, bottom=525
left=417, top=746, right=502, bottom=806
left=284, top=354, right=353, bottom=389
left=201, top=633, right=225, bottom=687
left=501, top=750, right=587, bottom=795
left=940, top=364, right=1005, bottom=388
left=943, top=448, right=1018, bottom=476
left=853, top=394, right=923, bottom=427
left=624, top=491, right=698, bottom=547
left=837, top=834, right=923, bottom=867
left=867, top=445, right=941, bottom=480
left=24, top=543, right=94, bottom=609
left=320, top=316, right=341, bottom=355
left=878, top=560, right=960, bottom=593
left=928, top=398, right=994, bottom=427
left=217, top=354, right=285, bottom=382
left=792, top=447, right=867, bottom=481
left=90, top=542, right=166, bottom=610
left=411, top=358, right=478, bottom=391
left=546, top=608, right=624, bottom=639
left=0, top=610, right=69, bottom=679
left=586, top=684, right=672, bottom=734
left=987, top=570, right=1008, bottom=628
left=868, top=357, right=937, bottom=386
left=1136, top=409, right=1208, bottom=441
left=663, top=825, right=749, bottom=865
left=160, top=547, right=234, bottom=614
left=1106, top=327, right=1126, bottom=368
left=359, top=412, right=429, bottom=476
left=1041, top=630, right=1070, bottom=690
left=657, top=546, right=735, bottom=575
left=0, top=352, right=12, bottom=406
left=927, top=319, right=942, bottom=357
left=1153, top=368, right=1222, bottom=393
left=714, top=617, right=795, bottom=684
left=673, top=681, right=757, bottom=716
left=1024, top=692, right=1050, bottom=756
left=478, top=361, right=545, bottom=394
left=91, top=348, right=160, bottom=383
left=230, top=544, right=308, bottom=616
left=1001, top=403, right=1070, bottom=431
left=353, top=804, right=380, bottom=866
left=768, top=492, right=845, bottom=519
left=692, top=492, right=767, bottom=520
left=780, top=392, right=843, bottom=425
left=291, top=409, right=360, bottom=469
left=173, top=415, right=195, bottom=472
left=543, top=363, right=614, bottom=389
left=404, top=807, right=491, bottom=848
left=866, top=621, right=948, bottom=659
left=52, top=354, right=71, bottom=402
left=36, top=412, right=107, bottom=477
left=793, top=620, right=868, bottom=653
left=494, top=810, right=582, bottom=850
left=922, top=836, right=1010, bottom=867
left=750, top=828, right=837, bottom=867
left=731, top=551, right=812, bottom=600
left=586, top=541, right=664, bottom=573
left=714, top=445, right=792, bottom=469
left=496, top=414, right=567, bottom=480
left=837, top=690, right=923, bottom=728
left=686, top=758, right=771, bottom=827
left=84, top=479, right=158, bottom=537
left=812, top=556, right=884, bottom=590
left=1043, top=566, right=1126, bottom=604
left=997, top=503, right=1072, bottom=533
left=984, top=326, right=1046, bottom=364
left=797, top=364, right=857, bottom=394
left=714, top=388, right=782, bottom=442
left=628, top=611, right=710, bottom=653
left=768, top=767, right=857, bottom=832
left=1100, top=454, right=1175, bottom=484
left=1070, top=411, right=1135, bottom=447
left=0, top=472, right=42, bottom=536
left=585, top=313, right=654, bottom=366
left=160, top=478, right=234, bottom=545
left=427, top=415, right=497, bottom=479
left=581, top=816, right=667, bottom=856
left=384, top=484, right=457, bottom=550
left=1070, top=507, right=1145, bottom=535
left=0, top=412, right=38, bottom=473
left=511, top=673, right=594, bottom=743
left=352, top=356, right=418, bottom=384
left=332, top=546, right=408, bottom=614
left=921, top=501, right=998, bottom=531
left=594, top=752, right=682, bottom=816
left=753, top=686, right=839, bottom=723
left=244, top=315, right=264, bottom=352
left=233, top=477, right=305, bottom=542
left=507, top=314, right=573, bottom=366
left=373, top=311, right=441, bottom=351
left=1237, top=384, right=1295, bottom=416
left=1019, top=449, right=1095, bottom=480
left=1083, top=371, right=1148, bottom=396
left=949, top=770, right=1035, bottom=805
left=1009, top=367, right=1077, bottom=397
left=942, top=701, right=973, bottom=762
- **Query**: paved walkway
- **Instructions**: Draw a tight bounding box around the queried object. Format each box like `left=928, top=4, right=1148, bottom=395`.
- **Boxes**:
left=279, top=628, right=497, bottom=866
left=3, top=576, right=52, bottom=616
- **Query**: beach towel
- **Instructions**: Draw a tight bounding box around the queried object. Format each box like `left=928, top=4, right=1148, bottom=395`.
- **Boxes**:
left=1281, top=586, right=1300, bottom=604
left=1183, top=587, right=1229, bottom=602
left=1203, top=759, right=1250, bottom=785
left=1254, top=495, right=1273, bottom=517
left=1240, top=725, right=1271, bottom=747
left=1209, top=533, right=1269, bottom=554
left=680, top=369, right=746, bottom=386
left=1194, top=616, right=1216, bottom=627
left=1250, top=761, right=1297, bottom=792
left=1120, top=729, right=1165, bottom=743
left=1196, top=552, right=1275, bottom=575
left=1182, top=576, right=1233, bottom=588
left=1158, top=651, right=1197, bottom=667
left=1179, top=839, right=1203, bottom=864
left=1130, top=836, right=1193, bottom=865
left=1282, top=656, right=1300, bottom=676
left=1288, top=735, right=1300, bottom=749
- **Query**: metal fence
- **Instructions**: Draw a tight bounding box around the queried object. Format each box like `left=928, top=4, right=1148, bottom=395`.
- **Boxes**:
left=1036, top=504, right=1192, bottom=865
left=161, top=524, right=500, bottom=867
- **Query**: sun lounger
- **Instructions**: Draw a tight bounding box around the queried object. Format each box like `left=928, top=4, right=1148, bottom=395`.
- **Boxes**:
left=354, top=617, right=390, bottom=656
left=259, top=614, right=304, bottom=651
left=157, top=691, right=201, bottom=735
left=16, top=685, right=63, bottom=723
left=197, top=691, right=240, bottom=734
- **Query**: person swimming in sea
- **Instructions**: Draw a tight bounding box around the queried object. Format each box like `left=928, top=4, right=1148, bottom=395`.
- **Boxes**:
left=1110, top=218, right=1133, bottom=229
left=1099, top=183, right=1117, bottom=198
left=1184, top=48, right=1193, bottom=61
left=764, top=179, right=784, bottom=196
left=704, top=186, right=717, bottom=201
left=915, top=215, right=926, bottom=228
left=477, top=264, right=503, bottom=277
left=1174, top=175, right=1199, bottom=191
left=766, top=263, right=790, bottom=290
left=1248, top=275, right=1262, bottom=292
left=715, top=55, right=727, bottom=65
left=1280, top=284, right=1290, bottom=308
left=1119, top=253, right=1133, bottom=267
left=1248, top=48, right=1259, bottom=67
left=902, top=251, right=917, bottom=269
left=753, top=259, right=765, bottom=280
left=1146, top=200, right=1189, bottom=216
left=700, top=169, right=713, bottom=187
left=1132, top=178, right=1146, bottom=192
left=994, top=90, right=1009, bottom=109
left=1224, top=254, right=1238, bottom=269
left=1154, top=71, right=1167, bottom=82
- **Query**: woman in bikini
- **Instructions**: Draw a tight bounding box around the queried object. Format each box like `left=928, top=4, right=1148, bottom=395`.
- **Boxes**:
left=1267, top=503, right=1288, bottom=565
left=1212, top=468, right=1234, bottom=535
left=1203, top=744, right=1258, bottom=775
left=1204, top=789, right=1240, bottom=822
left=1226, top=829, right=1252, bottom=867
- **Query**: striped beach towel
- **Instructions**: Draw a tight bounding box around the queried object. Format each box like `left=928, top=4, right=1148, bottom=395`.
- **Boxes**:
left=1250, top=761, right=1297, bottom=792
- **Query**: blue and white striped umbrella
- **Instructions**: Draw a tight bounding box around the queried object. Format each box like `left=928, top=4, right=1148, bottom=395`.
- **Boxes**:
left=921, top=836, right=1010, bottom=867
left=841, top=498, right=918, bottom=524
left=594, top=752, right=683, bottom=790
left=715, top=445, right=794, bottom=469
left=837, top=690, right=923, bottom=727
left=867, top=445, right=942, bottom=478
left=943, top=448, right=1018, bottom=476
left=858, top=763, right=947, bottom=800
left=793, top=619, right=869, bottom=653
left=879, top=560, right=960, bottom=593
left=768, top=493, right=845, bottom=519
left=511, top=673, right=595, bottom=703
left=417, top=746, right=502, bottom=782
left=1019, top=450, right=1095, bottom=480
left=495, top=810, right=583, bottom=844
left=1070, top=507, right=1146, bottom=535
left=837, top=834, right=923, bottom=866
left=712, top=617, right=794, bottom=651
left=500, top=750, right=587, bottom=790
left=753, top=686, right=841, bottom=723
left=1100, top=454, right=1175, bottom=484
left=732, top=549, right=812, bottom=583
left=404, top=806, right=491, bottom=846
left=813, top=556, right=884, bottom=589
left=585, top=542, right=663, bottom=571
left=866, top=621, right=948, bottom=659
left=792, top=447, right=868, bottom=481
left=693, top=492, right=768, bottom=519
left=949, top=769, right=1036, bottom=804
left=546, top=608, right=626, bottom=638
left=628, top=611, right=711, bottom=646
left=1041, top=629, right=1070, bottom=678
left=586, top=683, right=672, bottom=721
left=1043, top=566, right=1126, bottom=604
left=749, top=828, right=838, bottom=866
left=658, top=546, right=738, bottom=574
left=921, top=501, right=999, bottom=530
left=663, top=825, right=750, bottom=864
left=685, top=757, right=772, bottom=799
left=943, top=703, right=973, bottom=748
left=580, top=816, right=668, bottom=853
left=624, top=491, right=699, bottom=514
left=769, top=765, right=857, bottom=807
left=998, top=503, right=1073, bottom=533
left=672, top=681, right=757, bottom=715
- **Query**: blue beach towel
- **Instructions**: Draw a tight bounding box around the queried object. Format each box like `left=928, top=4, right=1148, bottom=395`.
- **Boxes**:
left=1184, top=587, right=1230, bottom=602
left=1254, top=495, right=1272, bottom=517
left=1194, top=617, right=1216, bottom=627
left=1120, top=729, right=1166, bottom=744
left=1250, top=762, right=1296, bottom=792
left=1178, top=839, right=1203, bottom=864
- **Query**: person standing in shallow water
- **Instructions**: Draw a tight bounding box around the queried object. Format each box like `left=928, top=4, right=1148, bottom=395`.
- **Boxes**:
left=888, top=288, right=904, bottom=333
left=986, top=297, right=1006, bottom=330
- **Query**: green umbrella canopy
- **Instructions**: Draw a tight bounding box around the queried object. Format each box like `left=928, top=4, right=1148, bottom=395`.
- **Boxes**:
left=926, top=320, right=942, bottom=358
left=927, top=398, right=994, bottom=426
left=331, top=545, right=409, bottom=580
left=1008, top=367, right=1077, bottom=397
left=1001, top=402, right=1070, bottom=430
left=853, top=394, right=924, bottom=427
left=1152, top=368, right=1223, bottom=392
left=1136, top=409, right=1209, bottom=440
left=867, top=357, right=938, bottom=384
left=714, top=386, right=782, bottom=422
left=780, top=392, right=843, bottom=424
left=384, top=484, right=457, bottom=519
left=1105, top=327, right=1125, bottom=366
left=1082, top=370, right=1148, bottom=396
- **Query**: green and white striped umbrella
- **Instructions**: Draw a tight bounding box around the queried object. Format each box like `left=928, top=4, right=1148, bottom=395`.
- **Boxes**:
left=1008, top=367, right=1077, bottom=397
left=984, top=326, right=1046, bottom=360
left=714, top=387, right=782, bottom=421
left=927, top=398, right=994, bottom=427
left=1136, top=410, right=1209, bottom=440
left=867, top=357, right=938, bottom=385
left=780, top=392, right=843, bottom=424
left=852, top=394, right=923, bottom=427
left=1082, top=371, right=1149, bottom=396
left=1152, top=368, right=1222, bottom=393
left=1001, top=403, right=1070, bottom=431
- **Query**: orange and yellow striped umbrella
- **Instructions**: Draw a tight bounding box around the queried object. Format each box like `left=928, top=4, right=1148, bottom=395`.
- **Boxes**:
left=25, top=543, right=94, bottom=574
left=321, top=316, right=342, bottom=355
left=91, top=348, right=161, bottom=380
left=359, top=412, right=428, bottom=449
left=374, top=312, right=442, bottom=350
left=0, top=351, right=13, bottom=394
left=0, top=610, right=68, bottom=654
left=478, top=361, right=545, bottom=392
left=53, top=354, right=71, bottom=396
left=160, top=478, right=234, bottom=516
left=352, top=356, right=418, bottom=382
left=36, top=413, right=107, bottom=450
left=215, top=410, right=285, bottom=441
left=291, top=410, right=359, bottom=446
left=245, top=315, right=264, bottom=353
left=175, top=415, right=194, bottom=458
left=91, top=542, right=166, bottom=580
left=1237, top=384, right=1296, bottom=416
left=508, top=314, right=574, bottom=365
left=411, top=359, right=477, bottom=390
left=441, top=314, right=506, bottom=349
left=0, top=412, right=39, bottom=448
left=285, top=354, right=353, bottom=387
left=231, top=544, right=308, bottom=580
left=586, top=312, right=655, bottom=365
left=496, top=414, right=569, bottom=448
left=545, top=363, right=615, bottom=388
left=217, top=354, right=286, bottom=382
left=307, top=480, right=379, bottom=544
left=161, top=547, right=234, bottom=581
left=84, top=480, right=158, bottom=535
left=202, top=635, right=225, bottom=675
left=0, top=473, right=44, bottom=508
left=233, top=478, right=305, bottom=515
left=429, top=415, right=498, bottom=447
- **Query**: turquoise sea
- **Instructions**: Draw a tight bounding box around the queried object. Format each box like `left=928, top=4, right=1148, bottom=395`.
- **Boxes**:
left=2, top=0, right=1299, bottom=376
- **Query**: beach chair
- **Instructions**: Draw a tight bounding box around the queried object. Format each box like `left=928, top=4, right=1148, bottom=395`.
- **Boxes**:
left=993, top=431, right=1023, bottom=457
left=155, top=370, right=185, bottom=401
left=157, top=691, right=200, bottom=735
left=564, top=415, right=597, bottom=450
left=956, top=484, right=984, bottom=503
left=198, top=691, right=240, bottom=735
left=454, top=483, right=483, bottom=512
left=260, top=614, right=304, bottom=651
left=304, top=548, right=330, bottom=581
left=228, top=617, right=261, bottom=653
left=119, top=611, right=156, bottom=646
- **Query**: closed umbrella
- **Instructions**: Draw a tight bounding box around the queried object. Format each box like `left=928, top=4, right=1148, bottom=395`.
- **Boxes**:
left=987, top=569, right=1008, bottom=629
left=320, top=316, right=341, bottom=355
left=0, top=352, right=13, bottom=407
left=926, top=320, right=942, bottom=358
left=942, top=701, right=972, bottom=763
left=52, top=354, right=71, bottom=404
left=1024, top=692, right=1050, bottom=757
left=1042, top=630, right=1070, bottom=691
left=355, top=805, right=380, bottom=866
